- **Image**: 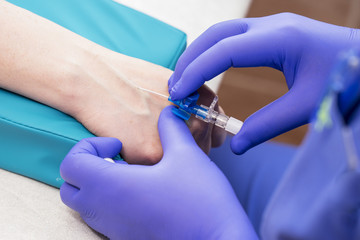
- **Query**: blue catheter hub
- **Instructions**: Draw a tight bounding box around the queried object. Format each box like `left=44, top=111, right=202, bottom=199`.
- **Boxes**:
left=168, top=92, right=203, bottom=121
left=168, top=91, right=243, bottom=135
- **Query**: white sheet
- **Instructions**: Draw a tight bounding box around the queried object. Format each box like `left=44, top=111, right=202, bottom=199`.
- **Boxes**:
left=0, top=168, right=106, bottom=239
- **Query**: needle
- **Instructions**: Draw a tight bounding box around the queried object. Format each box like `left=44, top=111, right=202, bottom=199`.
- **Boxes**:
left=136, top=86, right=169, bottom=99
left=137, top=85, right=243, bottom=134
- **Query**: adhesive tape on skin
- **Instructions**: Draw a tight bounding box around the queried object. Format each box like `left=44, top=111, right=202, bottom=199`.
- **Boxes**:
left=104, top=158, right=115, bottom=163
left=225, top=117, right=243, bottom=135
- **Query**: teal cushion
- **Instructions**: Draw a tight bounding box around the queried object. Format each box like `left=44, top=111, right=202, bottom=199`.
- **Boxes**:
left=0, top=0, right=186, bottom=187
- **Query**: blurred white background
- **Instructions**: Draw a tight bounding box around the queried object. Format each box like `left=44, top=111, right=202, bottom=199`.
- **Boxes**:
left=114, top=0, right=252, bottom=44
left=115, top=0, right=252, bottom=92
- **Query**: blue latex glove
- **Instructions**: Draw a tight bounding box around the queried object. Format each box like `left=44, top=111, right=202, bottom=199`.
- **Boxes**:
left=263, top=172, right=360, bottom=240
left=296, top=171, right=360, bottom=240
left=60, top=106, right=258, bottom=240
left=168, top=13, right=360, bottom=154
left=260, top=66, right=360, bottom=240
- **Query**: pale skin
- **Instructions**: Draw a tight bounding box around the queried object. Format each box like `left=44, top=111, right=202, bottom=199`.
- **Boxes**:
left=0, top=1, right=226, bottom=164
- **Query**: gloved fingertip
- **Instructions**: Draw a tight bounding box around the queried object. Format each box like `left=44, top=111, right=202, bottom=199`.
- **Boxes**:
left=168, top=74, right=174, bottom=89
left=80, top=137, right=123, bottom=158
left=158, top=105, right=178, bottom=123
left=230, top=136, right=250, bottom=155
left=230, top=146, right=247, bottom=155
left=158, top=106, right=194, bottom=152
left=60, top=182, right=80, bottom=210
left=169, top=79, right=183, bottom=101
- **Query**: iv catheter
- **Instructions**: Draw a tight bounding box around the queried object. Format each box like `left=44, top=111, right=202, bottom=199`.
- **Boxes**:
left=137, top=86, right=243, bottom=135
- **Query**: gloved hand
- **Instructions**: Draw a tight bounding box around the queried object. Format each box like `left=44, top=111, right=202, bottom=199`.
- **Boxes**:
left=168, top=13, right=360, bottom=154
left=60, top=106, right=258, bottom=240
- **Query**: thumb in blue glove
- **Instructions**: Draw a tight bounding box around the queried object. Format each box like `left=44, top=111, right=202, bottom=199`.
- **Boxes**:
left=168, top=13, right=360, bottom=154
left=60, top=106, right=258, bottom=240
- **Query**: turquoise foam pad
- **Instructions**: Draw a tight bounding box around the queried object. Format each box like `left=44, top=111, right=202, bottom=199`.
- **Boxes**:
left=0, top=89, right=90, bottom=186
left=0, top=0, right=186, bottom=188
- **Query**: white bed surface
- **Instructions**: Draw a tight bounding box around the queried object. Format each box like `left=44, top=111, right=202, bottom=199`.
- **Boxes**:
left=0, top=168, right=106, bottom=240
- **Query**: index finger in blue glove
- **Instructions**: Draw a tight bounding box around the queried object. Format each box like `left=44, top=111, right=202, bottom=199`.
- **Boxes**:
left=60, top=182, right=84, bottom=213
left=69, top=137, right=122, bottom=157
left=230, top=87, right=318, bottom=154
left=168, top=19, right=248, bottom=89
left=170, top=30, right=282, bottom=100
left=158, top=106, right=199, bottom=159
left=60, top=137, right=122, bottom=187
